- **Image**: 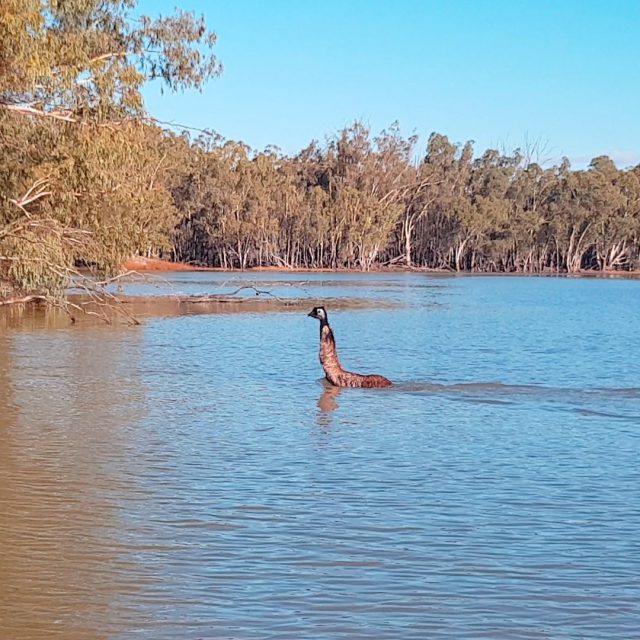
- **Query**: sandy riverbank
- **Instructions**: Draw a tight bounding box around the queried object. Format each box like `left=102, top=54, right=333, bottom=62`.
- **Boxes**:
left=122, top=257, right=640, bottom=279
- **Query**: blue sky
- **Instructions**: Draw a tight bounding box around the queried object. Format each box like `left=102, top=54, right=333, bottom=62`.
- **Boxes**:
left=139, top=0, right=640, bottom=167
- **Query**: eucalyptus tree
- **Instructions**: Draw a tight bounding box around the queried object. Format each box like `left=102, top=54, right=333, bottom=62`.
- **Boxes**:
left=167, top=136, right=640, bottom=274
left=402, top=134, right=473, bottom=269
left=311, top=121, right=416, bottom=269
left=544, top=161, right=601, bottom=272
left=587, top=156, right=640, bottom=271
left=0, top=0, right=219, bottom=299
left=458, top=149, right=520, bottom=271
left=506, top=163, right=558, bottom=272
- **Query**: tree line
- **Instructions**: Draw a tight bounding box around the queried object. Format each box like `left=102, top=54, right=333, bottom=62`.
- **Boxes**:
left=171, top=126, right=640, bottom=274
left=2, top=2, right=640, bottom=303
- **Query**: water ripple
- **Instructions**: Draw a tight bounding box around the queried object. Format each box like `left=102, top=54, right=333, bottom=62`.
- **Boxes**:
left=1, top=275, right=640, bottom=639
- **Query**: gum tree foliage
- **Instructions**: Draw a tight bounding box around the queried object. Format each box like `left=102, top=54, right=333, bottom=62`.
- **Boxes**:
left=0, top=0, right=219, bottom=297
left=172, top=123, right=640, bottom=273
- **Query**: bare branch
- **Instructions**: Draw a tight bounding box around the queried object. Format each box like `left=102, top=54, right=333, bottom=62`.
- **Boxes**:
left=9, top=179, right=51, bottom=214
left=1, top=103, right=77, bottom=123
left=181, top=285, right=284, bottom=303
left=86, top=52, right=128, bottom=65
left=149, top=153, right=168, bottom=189
left=0, top=295, right=49, bottom=306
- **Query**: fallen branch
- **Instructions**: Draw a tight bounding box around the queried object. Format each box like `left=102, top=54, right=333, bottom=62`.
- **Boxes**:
left=69, top=272, right=141, bottom=325
left=0, top=294, right=48, bottom=306
left=89, top=269, right=142, bottom=287
left=180, top=285, right=283, bottom=304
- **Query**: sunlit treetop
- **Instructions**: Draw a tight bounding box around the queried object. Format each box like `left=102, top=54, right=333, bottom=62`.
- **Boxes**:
left=0, top=0, right=221, bottom=120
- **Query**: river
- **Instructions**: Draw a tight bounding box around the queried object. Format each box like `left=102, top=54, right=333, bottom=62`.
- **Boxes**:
left=1, top=272, right=639, bottom=639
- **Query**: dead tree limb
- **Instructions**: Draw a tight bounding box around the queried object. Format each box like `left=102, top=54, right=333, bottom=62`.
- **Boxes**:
left=180, top=285, right=283, bottom=303
left=0, top=295, right=48, bottom=306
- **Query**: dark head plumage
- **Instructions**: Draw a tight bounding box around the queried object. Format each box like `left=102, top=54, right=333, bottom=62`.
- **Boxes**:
left=307, top=306, right=327, bottom=321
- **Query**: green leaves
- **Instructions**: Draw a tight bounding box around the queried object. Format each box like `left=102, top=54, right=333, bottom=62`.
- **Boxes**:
left=0, top=0, right=218, bottom=298
left=170, top=122, right=640, bottom=274
left=1, top=0, right=220, bottom=119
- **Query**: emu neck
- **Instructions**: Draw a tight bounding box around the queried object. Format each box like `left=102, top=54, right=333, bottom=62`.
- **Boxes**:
left=319, top=321, right=344, bottom=383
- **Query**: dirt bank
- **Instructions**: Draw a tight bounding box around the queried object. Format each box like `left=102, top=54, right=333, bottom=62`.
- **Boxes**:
left=121, top=257, right=210, bottom=271
left=120, top=257, right=640, bottom=279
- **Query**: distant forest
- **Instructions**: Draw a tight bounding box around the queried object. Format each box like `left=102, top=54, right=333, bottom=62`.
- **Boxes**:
left=170, top=127, right=640, bottom=274
left=2, top=2, right=640, bottom=301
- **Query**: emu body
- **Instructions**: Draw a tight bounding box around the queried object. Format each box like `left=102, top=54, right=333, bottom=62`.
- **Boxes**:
left=308, top=306, right=392, bottom=388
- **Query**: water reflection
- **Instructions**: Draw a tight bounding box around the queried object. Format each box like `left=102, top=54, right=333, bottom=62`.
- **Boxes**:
left=316, top=382, right=342, bottom=429
left=0, top=334, right=14, bottom=423
left=0, top=327, right=147, bottom=639
left=0, top=304, right=73, bottom=331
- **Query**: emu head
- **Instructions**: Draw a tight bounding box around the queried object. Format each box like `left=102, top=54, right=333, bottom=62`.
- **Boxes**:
left=307, top=306, right=327, bottom=322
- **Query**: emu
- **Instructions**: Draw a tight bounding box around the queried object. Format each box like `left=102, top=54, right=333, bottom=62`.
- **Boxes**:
left=307, top=306, right=392, bottom=388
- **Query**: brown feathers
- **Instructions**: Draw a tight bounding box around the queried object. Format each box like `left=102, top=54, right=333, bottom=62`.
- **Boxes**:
left=308, top=306, right=392, bottom=389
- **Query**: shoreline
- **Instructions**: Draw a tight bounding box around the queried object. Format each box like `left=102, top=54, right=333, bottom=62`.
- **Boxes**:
left=122, top=257, right=640, bottom=279
left=0, top=293, right=397, bottom=330
left=2, top=261, right=639, bottom=328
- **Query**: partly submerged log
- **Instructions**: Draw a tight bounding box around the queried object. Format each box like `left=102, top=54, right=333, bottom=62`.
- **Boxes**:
left=179, top=285, right=288, bottom=304
left=0, top=295, right=48, bottom=306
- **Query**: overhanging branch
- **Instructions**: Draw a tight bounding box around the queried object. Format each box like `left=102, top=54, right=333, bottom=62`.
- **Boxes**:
left=1, top=103, right=76, bottom=123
